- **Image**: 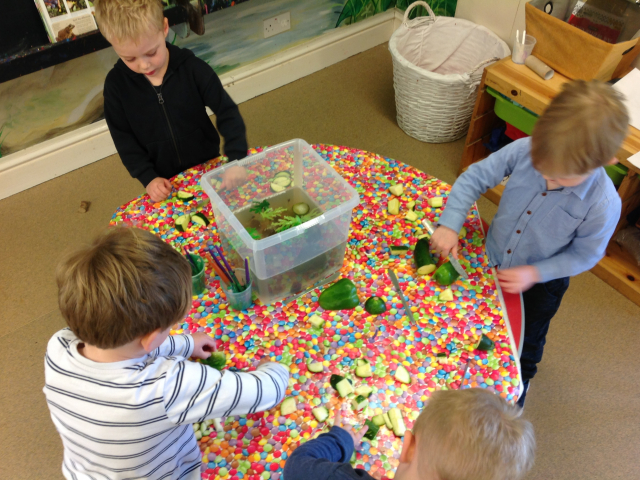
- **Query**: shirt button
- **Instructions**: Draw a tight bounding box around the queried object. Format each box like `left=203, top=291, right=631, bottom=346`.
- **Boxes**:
left=507, top=249, right=512, bottom=254
left=516, top=230, right=521, bottom=234
left=527, top=211, right=532, bottom=215
left=542, top=192, right=547, bottom=196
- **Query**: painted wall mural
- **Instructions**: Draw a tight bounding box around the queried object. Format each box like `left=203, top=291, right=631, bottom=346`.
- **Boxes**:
left=0, top=0, right=455, bottom=159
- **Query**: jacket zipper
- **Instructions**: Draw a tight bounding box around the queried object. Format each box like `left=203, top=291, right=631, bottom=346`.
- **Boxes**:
left=152, top=73, right=182, bottom=165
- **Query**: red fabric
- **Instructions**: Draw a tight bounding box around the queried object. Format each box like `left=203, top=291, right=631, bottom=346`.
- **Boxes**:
left=480, top=219, right=523, bottom=353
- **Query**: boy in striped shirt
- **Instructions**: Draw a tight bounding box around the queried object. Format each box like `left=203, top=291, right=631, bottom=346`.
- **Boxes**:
left=44, top=227, right=289, bottom=479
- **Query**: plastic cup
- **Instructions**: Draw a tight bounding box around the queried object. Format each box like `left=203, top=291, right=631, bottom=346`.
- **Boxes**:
left=512, top=34, right=536, bottom=65
left=187, top=254, right=207, bottom=295
left=223, top=276, right=253, bottom=311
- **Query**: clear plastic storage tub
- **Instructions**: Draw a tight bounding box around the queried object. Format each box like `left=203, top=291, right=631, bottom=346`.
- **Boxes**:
left=201, top=139, right=360, bottom=305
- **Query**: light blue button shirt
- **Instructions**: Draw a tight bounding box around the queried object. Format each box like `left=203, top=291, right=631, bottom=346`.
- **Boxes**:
left=439, top=138, right=621, bottom=283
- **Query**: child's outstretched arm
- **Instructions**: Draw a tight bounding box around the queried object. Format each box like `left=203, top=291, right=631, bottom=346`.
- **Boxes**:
left=162, top=357, right=289, bottom=425
left=439, top=139, right=525, bottom=235
left=104, top=82, right=161, bottom=189
left=284, top=410, right=374, bottom=480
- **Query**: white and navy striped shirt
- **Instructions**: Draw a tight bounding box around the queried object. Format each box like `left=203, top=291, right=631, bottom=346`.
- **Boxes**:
left=44, top=329, right=289, bottom=480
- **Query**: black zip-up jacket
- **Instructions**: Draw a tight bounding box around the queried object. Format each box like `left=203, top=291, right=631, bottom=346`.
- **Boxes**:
left=103, top=42, right=248, bottom=187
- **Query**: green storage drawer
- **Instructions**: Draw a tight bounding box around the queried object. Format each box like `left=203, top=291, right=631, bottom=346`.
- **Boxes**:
left=487, top=87, right=539, bottom=135
left=604, top=163, right=628, bottom=186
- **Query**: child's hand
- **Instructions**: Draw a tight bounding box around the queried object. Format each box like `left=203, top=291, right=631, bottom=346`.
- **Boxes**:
left=497, top=266, right=541, bottom=294
left=220, top=165, right=248, bottom=190
left=257, top=356, right=272, bottom=367
left=333, top=409, right=369, bottom=451
left=191, top=332, right=218, bottom=359
left=430, top=225, right=459, bottom=258
left=146, top=177, right=172, bottom=203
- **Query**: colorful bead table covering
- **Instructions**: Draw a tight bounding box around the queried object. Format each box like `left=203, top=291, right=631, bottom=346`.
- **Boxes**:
left=111, top=145, right=522, bottom=480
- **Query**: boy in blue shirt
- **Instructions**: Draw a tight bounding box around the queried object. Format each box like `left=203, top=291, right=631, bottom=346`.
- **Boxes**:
left=431, top=80, right=628, bottom=406
left=284, top=388, right=535, bottom=480
left=95, top=0, right=248, bottom=203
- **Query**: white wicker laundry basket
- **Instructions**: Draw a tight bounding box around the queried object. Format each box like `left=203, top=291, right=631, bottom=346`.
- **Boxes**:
left=389, top=2, right=511, bottom=143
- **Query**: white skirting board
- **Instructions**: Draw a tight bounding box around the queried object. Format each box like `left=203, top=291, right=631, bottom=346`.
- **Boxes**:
left=0, top=9, right=403, bottom=201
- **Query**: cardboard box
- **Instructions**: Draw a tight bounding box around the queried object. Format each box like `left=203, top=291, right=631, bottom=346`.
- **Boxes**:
left=525, top=2, right=640, bottom=81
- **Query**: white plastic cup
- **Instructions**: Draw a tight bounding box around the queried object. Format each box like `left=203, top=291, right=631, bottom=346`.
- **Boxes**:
left=512, top=34, right=536, bottom=65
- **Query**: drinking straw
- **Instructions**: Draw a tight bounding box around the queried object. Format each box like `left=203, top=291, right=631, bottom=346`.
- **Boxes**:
left=207, top=247, right=233, bottom=283
left=205, top=248, right=231, bottom=285
left=244, top=258, right=250, bottom=285
left=184, top=247, right=198, bottom=271
left=215, top=246, right=241, bottom=287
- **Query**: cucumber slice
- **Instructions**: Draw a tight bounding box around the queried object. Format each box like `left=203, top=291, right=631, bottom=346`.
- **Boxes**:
left=414, top=238, right=436, bottom=276
left=355, top=364, right=373, bottom=378
left=274, top=171, right=292, bottom=179
left=406, top=201, right=415, bottom=211
left=390, top=245, right=410, bottom=256
left=439, top=288, right=454, bottom=302
left=356, top=359, right=369, bottom=367
left=382, top=413, right=392, bottom=429
left=428, top=197, right=443, bottom=208
left=363, top=419, right=380, bottom=440
left=388, top=198, right=400, bottom=215
left=405, top=211, right=418, bottom=222
left=417, top=264, right=436, bottom=275
left=292, top=203, right=310, bottom=215
left=394, top=365, right=411, bottom=384
left=351, top=395, right=368, bottom=411
left=280, top=397, right=297, bottom=416
left=174, top=214, right=191, bottom=232
left=330, top=374, right=345, bottom=390
left=476, top=334, right=495, bottom=351
left=312, top=406, right=329, bottom=423
left=273, top=176, right=291, bottom=187
left=354, top=385, right=373, bottom=398
left=388, top=408, right=406, bottom=437
left=270, top=183, right=287, bottom=193
left=191, top=212, right=210, bottom=227
left=335, top=378, right=354, bottom=398
left=389, top=185, right=404, bottom=196
left=308, top=361, right=324, bottom=373
left=372, top=415, right=386, bottom=427
left=177, top=191, right=194, bottom=201
left=309, top=316, right=324, bottom=329
left=459, top=226, right=468, bottom=239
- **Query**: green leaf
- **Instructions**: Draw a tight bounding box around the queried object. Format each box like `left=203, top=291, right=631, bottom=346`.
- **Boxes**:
left=250, top=200, right=270, bottom=214
left=259, top=207, right=287, bottom=222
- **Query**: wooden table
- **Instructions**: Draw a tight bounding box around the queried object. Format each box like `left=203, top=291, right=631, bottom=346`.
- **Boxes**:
left=460, top=58, right=640, bottom=307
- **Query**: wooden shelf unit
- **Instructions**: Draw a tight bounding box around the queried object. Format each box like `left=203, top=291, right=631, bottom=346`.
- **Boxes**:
left=460, top=58, right=640, bottom=307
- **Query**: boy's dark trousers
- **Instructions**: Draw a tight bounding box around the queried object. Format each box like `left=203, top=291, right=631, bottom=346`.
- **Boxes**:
left=518, top=277, right=570, bottom=406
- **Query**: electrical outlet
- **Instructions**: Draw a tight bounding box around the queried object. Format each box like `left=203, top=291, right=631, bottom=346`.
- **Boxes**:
left=263, top=12, right=291, bottom=39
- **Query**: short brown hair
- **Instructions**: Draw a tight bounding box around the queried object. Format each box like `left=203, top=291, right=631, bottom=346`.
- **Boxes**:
left=413, top=388, right=535, bottom=480
left=56, top=227, right=192, bottom=349
left=531, top=80, right=628, bottom=176
left=94, top=0, right=165, bottom=43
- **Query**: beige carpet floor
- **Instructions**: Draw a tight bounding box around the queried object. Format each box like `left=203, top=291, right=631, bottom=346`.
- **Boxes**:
left=1, top=45, right=639, bottom=480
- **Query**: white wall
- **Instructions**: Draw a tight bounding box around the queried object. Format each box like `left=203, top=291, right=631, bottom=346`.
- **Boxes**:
left=456, top=0, right=529, bottom=46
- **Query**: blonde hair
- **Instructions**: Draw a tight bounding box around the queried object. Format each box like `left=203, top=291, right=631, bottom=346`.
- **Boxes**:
left=56, top=227, right=192, bottom=349
left=531, top=79, right=628, bottom=176
left=94, top=0, right=165, bottom=43
left=413, top=389, right=535, bottom=480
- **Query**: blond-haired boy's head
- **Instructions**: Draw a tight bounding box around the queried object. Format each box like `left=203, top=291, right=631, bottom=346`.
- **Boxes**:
left=531, top=80, right=628, bottom=177
left=401, top=388, right=534, bottom=480
left=94, top=0, right=165, bottom=43
left=56, top=227, right=191, bottom=349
